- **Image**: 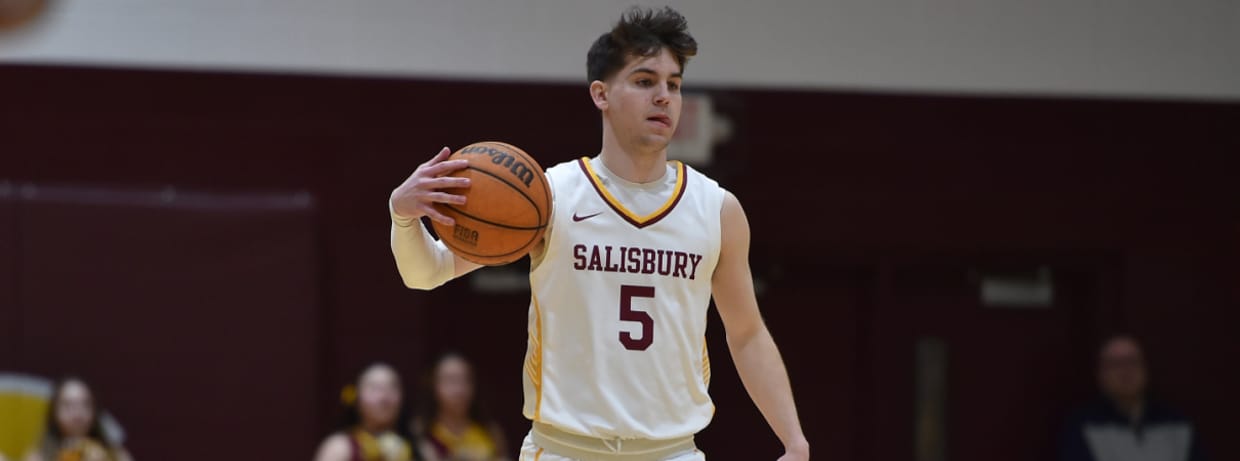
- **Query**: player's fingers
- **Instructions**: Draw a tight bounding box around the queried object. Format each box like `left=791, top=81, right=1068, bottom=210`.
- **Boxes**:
left=416, top=146, right=452, bottom=170
left=421, top=176, right=471, bottom=190
left=425, top=146, right=452, bottom=165
left=424, top=192, right=467, bottom=205
left=422, top=206, right=456, bottom=226
left=421, top=159, right=470, bottom=177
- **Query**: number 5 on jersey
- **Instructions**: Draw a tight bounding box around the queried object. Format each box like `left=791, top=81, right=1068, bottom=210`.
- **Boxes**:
left=619, top=285, right=655, bottom=351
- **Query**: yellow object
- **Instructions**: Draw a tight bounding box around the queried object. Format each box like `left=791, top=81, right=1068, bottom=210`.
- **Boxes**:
left=524, top=294, right=543, bottom=421
left=54, top=439, right=113, bottom=461
left=0, top=374, right=53, bottom=460
left=341, top=384, right=358, bottom=406
left=352, top=430, right=412, bottom=461
left=429, top=422, right=499, bottom=461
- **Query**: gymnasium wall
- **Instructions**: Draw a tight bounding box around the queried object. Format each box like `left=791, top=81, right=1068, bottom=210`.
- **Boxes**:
left=2, top=0, right=1240, bottom=100
left=0, top=185, right=321, bottom=459
left=0, top=64, right=1236, bottom=460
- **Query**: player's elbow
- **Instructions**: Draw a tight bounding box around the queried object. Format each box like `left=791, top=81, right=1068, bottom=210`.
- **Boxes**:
left=400, top=274, right=441, bottom=291
left=395, top=267, right=445, bottom=291
left=402, top=279, right=435, bottom=291
left=724, top=322, right=766, bottom=350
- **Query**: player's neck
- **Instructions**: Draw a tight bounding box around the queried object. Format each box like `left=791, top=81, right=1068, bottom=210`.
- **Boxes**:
left=599, top=128, right=668, bottom=184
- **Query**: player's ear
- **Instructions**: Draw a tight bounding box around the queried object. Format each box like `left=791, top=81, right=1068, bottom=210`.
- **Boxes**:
left=589, top=80, right=609, bottom=111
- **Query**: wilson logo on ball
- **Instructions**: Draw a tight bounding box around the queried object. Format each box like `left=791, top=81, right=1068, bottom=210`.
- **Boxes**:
left=459, top=145, right=537, bottom=188
left=430, top=141, right=551, bottom=266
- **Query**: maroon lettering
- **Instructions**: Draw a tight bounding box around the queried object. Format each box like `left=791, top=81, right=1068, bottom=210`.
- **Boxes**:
left=572, top=243, right=704, bottom=281
left=588, top=246, right=603, bottom=271
left=573, top=244, right=587, bottom=270
left=672, top=251, right=688, bottom=278
left=619, top=285, right=656, bottom=351
left=603, top=246, right=619, bottom=272
left=688, top=254, right=703, bottom=280
left=641, top=249, right=656, bottom=274
left=627, top=246, right=642, bottom=273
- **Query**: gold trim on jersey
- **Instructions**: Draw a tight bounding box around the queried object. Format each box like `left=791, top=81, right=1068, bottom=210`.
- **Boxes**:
left=526, top=294, right=545, bottom=421
left=578, top=157, right=688, bottom=229
left=701, top=339, right=711, bottom=388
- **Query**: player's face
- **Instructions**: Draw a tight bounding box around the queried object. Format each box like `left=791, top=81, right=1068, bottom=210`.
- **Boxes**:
left=358, top=365, right=402, bottom=428
left=55, top=380, right=95, bottom=437
left=602, top=48, right=683, bottom=153
left=434, top=356, right=475, bottom=416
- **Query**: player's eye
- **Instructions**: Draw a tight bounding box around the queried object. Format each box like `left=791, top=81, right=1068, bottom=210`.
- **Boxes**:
left=668, top=81, right=681, bottom=92
left=636, top=78, right=653, bottom=87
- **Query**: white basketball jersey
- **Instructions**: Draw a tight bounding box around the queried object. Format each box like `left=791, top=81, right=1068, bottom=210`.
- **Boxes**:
left=523, top=156, right=725, bottom=440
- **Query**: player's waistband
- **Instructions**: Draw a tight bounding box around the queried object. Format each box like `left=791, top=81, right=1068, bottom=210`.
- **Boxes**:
left=531, top=422, right=697, bottom=461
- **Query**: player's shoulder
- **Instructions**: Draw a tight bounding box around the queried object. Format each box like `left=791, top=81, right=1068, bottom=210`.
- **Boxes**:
left=680, top=162, right=722, bottom=190
left=545, top=158, right=587, bottom=181
left=677, top=162, right=729, bottom=213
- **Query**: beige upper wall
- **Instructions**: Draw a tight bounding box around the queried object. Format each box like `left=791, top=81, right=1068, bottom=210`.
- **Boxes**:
left=1, top=0, right=1238, bottom=100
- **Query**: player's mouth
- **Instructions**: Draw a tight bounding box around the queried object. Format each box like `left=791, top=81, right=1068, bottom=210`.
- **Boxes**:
left=646, top=114, right=672, bottom=129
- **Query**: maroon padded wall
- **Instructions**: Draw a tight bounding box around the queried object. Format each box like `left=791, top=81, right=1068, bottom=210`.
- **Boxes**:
left=1, top=64, right=1236, bottom=460
left=2, top=185, right=320, bottom=460
left=0, top=183, right=16, bottom=364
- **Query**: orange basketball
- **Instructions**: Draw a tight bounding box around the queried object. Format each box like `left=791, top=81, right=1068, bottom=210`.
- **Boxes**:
left=0, top=0, right=50, bottom=32
left=430, top=141, right=552, bottom=266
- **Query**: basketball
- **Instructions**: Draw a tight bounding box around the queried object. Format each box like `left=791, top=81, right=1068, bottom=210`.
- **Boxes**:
left=430, top=141, right=552, bottom=266
left=0, top=0, right=50, bottom=32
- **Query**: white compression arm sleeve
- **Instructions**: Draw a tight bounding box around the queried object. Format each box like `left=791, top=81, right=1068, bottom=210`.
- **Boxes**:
left=389, top=200, right=456, bottom=290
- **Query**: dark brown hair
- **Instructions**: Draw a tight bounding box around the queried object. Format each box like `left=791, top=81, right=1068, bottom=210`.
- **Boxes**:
left=587, top=6, right=698, bottom=83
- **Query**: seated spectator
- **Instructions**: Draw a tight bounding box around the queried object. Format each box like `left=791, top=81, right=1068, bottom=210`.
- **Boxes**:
left=315, top=363, right=415, bottom=461
left=23, top=378, right=132, bottom=461
left=414, top=353, right=509, bottom=461
left=1059, top=334, right=1207, bottom=461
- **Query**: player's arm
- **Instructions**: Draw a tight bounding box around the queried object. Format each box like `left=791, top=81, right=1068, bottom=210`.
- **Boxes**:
left=390, top=147, right=484, bottom=290
left=712, top=191, right=810, bottom=461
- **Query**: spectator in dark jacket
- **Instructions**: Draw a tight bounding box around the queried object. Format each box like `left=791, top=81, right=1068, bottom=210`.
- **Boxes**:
left=1059, top=334, right=1206, bottom=461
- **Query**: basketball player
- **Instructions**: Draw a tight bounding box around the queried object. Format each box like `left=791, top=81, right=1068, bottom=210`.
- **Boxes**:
left=390, top=7, right=809, bottom=461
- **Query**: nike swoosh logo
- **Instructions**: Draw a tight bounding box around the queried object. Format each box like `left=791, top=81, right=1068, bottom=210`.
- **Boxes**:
left=572, top=211, right=603, bottom=222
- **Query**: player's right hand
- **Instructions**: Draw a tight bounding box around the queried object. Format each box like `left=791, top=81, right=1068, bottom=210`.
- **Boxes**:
left=390, top=147, right=471, bottom=226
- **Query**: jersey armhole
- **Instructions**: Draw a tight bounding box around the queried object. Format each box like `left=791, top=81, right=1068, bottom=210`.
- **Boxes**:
left=529, top=170, right=559, bottom=272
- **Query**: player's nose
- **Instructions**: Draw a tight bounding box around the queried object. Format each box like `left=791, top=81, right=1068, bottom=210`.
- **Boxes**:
left=653, top=87, right=670, bottom=107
